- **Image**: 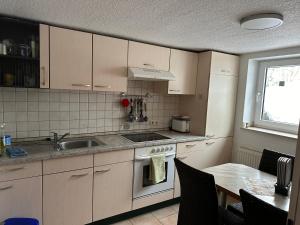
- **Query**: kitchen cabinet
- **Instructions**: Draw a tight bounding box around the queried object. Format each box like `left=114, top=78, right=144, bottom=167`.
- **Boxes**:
left=210, top=51, right=239, bottom=76
left=40, top=24, right=49, bottom=88
left=50, top=26, right=92, bottom=90
left=168, top=49, right=198, bottom=95
left=174, top=138, right=232, bottom=197
left=43, top=168, right=93, bottom=225
left=128, top=41, right=170, bottom=71
left=180, top=51, right=239, bottom=138
left=93, top=35, right=128, bottom=92
left=0, top=176, right=42, bottom=223
left=93, top=161, right=133, bottom=220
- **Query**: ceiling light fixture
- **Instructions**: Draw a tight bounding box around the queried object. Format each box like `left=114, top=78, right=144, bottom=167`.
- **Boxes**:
left=240, top=13, right=283, bottom=30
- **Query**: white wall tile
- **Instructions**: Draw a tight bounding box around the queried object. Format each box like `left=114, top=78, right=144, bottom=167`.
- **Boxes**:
left=0, top=85, right=179, bottom=139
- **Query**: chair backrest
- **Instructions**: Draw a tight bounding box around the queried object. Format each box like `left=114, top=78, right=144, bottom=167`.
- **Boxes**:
left=240, top=189, right=287, bottom=225
left=174, top=158, right=219, bottom=225
left=259, top=149, right=295, bottom=176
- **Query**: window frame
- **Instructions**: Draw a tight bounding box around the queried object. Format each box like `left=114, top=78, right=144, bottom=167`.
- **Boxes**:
left=254, top=58, right=300, bottom=134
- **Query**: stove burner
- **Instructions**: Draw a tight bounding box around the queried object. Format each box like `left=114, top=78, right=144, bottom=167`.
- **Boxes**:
left=122, top=132, right=170, bottom=142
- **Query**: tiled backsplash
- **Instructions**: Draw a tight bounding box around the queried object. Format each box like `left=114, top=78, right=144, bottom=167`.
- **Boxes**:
left=0, top=81, right=180, bottom=139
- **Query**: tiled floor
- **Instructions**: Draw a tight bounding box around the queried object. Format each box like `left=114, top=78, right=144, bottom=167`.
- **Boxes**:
left=112, top=204, right=179, bottom=225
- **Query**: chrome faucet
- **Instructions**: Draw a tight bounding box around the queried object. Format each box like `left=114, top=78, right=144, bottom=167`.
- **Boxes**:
left=51, top=132, right=70, bottom=150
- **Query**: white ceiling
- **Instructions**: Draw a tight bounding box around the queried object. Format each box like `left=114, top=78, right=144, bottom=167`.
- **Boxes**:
left=0, top=0, right=300, bottom=54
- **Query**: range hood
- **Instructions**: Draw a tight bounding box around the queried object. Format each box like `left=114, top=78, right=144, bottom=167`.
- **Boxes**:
left=128, top=67, right=175, bottom=81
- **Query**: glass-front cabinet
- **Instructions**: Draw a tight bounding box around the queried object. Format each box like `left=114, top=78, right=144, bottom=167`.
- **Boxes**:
left=0, top=17, right=44, bottom=88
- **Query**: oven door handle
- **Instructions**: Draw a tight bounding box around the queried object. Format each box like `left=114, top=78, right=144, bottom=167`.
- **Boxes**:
left=135, top=153, right=176, bottom=161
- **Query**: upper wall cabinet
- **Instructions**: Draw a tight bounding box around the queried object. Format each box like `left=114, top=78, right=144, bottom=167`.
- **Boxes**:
left=168, top=49, right=198, bottom=95
left=0, top=17, right=46, bottom=88
left=128, top=41, right=170, bottom=71
left=50, top=26, right=92, bottom=90
left=93, top=35, right=128, bottom=92
left=210, top=51, right=239, bottom=76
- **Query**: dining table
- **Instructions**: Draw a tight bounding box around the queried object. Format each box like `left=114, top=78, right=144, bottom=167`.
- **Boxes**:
left=202, top=163, right=290, bottom=212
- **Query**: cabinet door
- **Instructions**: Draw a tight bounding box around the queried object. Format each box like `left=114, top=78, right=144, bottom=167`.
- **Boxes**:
left=43, top=168, right=93, bottom=225
left=93, top=35, right=128, bottom=92
left=93, top=161, right=133, bottom=221
left=50, top=26, right=92, bottom=90
left=206, top=75, right=238, bottom=138
left=168, top=49, right=198, bottom=95
left=174, top=138, right=232, bottom=197
left=210, top=51, right=239, bottom=76
left=128, top=41, right=170, bottom=71
left=40, top=24, right=49, bottom=88
left=0, top=176, right=42, bottom=223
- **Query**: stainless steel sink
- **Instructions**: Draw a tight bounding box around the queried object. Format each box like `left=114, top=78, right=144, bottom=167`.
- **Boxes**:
left=59, top=138, right=105, bottom=150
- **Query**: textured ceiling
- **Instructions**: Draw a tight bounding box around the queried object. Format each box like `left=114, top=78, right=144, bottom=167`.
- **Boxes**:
left=0, top=0, right=300, bottom=54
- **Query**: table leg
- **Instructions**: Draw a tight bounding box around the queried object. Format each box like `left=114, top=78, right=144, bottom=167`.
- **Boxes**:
left=219, top=191, right=227, bottom=207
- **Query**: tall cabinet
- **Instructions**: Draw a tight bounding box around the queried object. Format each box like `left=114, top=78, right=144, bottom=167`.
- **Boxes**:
left=175, top=51, right=239, bottom=197
left=180, top=51, right=239, bottom=138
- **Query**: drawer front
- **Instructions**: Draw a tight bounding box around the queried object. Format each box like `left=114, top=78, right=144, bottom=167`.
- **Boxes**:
left=176, top=141, right=205, bottom=156
left=94, top=149, right=134, bottom=167
left=0, top=161, right=42, bottom=182
left=43, top=155, right=93, bottom=175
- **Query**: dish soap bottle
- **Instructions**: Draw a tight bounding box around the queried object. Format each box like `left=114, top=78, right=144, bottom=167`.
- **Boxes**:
left=0, top=123, right=6, bottom=156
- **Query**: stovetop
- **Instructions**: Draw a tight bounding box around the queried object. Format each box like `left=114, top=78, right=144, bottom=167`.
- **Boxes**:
left=121, top=132, right=171, bottom=142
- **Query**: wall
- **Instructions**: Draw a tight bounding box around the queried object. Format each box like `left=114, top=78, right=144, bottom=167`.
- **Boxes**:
left=0, top=81, right=180, bottom=139
left=232, top=46, right=300, bottom=164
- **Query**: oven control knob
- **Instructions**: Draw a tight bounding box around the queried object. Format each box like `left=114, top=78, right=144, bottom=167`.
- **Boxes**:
left=156, top=148, right=160, bottom=153
left=165, top=147, right=169, bottom=151
left=170, top=146, right=173, bottom=150
left=151, top=149, right=155, bottom=153
left=161, top=147, right=165, bottom=152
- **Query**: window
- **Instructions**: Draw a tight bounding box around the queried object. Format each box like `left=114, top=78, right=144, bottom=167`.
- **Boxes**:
left=255, top=58, right=300, bottom=134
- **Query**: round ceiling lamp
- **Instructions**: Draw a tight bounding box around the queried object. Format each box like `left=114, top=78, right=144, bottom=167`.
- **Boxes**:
left=240, top=13, right=283, bottom=30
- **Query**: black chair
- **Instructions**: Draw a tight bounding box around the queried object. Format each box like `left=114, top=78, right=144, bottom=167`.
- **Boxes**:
left=227, top=149, right=295, bottom=218
left=174, top=158, right=244, bottom=225
left=258, top=149, right=295, bottom=176
left=239, top=189, right=288, bottom=225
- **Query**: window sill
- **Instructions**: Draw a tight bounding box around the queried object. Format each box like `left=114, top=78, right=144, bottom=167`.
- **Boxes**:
left=241, top=126, right=298, bottom=140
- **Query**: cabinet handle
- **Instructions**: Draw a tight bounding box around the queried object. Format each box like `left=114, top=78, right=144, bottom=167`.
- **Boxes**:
left=70, top=172, right=89, bottom=178
left=185, top=144, right=196, bottom=148
left=169, top=89, right=180, bottom=92
left=177, top=156, right=187, bottom=160
left=206, top=142, right=215, bottom=145
left=0, top=185, right=13, bottom=191
left=2, top=166, right=25, bottom=172
left=72, top=84, right=91, bottom=87
left=94, top=85, right=111, bottom=88
left=143, top=63, right=155, bottom=68
left=94, top=169, right=111, bottom=174
left=41, top=66, right=46, bottom=86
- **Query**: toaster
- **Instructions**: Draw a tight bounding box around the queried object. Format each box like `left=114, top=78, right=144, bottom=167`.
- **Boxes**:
left=171, top=116, right=191, bottom=133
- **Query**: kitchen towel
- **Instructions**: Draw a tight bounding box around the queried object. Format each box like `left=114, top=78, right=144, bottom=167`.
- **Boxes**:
left=149, top=155, right=166, bottom=184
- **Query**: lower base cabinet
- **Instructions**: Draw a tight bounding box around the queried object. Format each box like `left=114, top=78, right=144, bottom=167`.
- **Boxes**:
left=43, top=168, right=93, bottom=225
left=0, top=176, right=42, bottom=223
left=93, top=161, right=133, bottom=221
left=174, top=137, right=232, bottom=197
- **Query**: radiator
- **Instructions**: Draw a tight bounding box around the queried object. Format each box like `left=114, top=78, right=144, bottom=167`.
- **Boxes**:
left=234, top=146, right=262, bottom=169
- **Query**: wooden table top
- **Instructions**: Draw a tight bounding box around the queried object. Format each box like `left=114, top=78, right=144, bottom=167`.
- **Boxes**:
left=203, top=163, right=290, bottom=212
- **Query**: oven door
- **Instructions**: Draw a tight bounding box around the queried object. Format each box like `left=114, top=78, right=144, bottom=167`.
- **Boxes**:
left=133, top=153, right=175, bottom=199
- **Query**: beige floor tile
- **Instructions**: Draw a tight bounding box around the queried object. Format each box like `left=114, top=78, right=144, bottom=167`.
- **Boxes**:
left=130, top=213, right=161, bottom=225
left=151, top=206, right=176, bottom=220
left=159, top=213, right=178, bottom=225
left=170, top=204, right=179, bottom=212
left=111, top=220, right=132, bottom=225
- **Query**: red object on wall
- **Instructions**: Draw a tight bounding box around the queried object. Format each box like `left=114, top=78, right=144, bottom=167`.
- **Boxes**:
left=121, top=98, right=130, bottom=107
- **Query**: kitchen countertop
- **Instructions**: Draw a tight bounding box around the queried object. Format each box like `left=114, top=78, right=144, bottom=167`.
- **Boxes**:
left=0, top=131, right=206, bottom=166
